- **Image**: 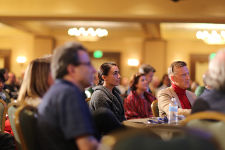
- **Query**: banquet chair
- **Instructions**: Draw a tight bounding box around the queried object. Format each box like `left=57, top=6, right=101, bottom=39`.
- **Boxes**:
left=151, top=100, right=159, bottom=117
left=7, top=102, right=22, bottom=150
left=182, top=111, right=225, bottom=150
left=0, top=99, right=7, bottom=131
left=100, top=127, right=218, bottom=150
left=15, top=105, right=39, bottom=150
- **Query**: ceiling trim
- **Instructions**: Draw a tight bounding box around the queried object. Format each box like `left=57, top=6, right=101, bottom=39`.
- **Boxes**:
left=1, top=15, right=225, bottom=24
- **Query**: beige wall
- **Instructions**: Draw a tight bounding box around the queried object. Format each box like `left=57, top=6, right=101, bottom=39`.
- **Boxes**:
left=143, top=40, right=167, bottom=79
left=0, top=31, right=34, bottom=77
left=1, top=27, right=225, bottom=83
left=166, top=39, right=224, bottom=68
left=34, top=37, right=54, bottom=57
left=166, top=39, right=225, bottom=83
left=0, top=26, right=54, bottom=78
left=55, top=37, right=143, bottom=79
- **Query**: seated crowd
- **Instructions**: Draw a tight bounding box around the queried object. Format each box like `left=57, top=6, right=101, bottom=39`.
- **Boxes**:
left=1, top=42, right=225, bottom=150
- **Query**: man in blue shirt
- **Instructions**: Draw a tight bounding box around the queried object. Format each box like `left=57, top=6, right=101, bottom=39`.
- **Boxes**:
left=38, top=42, right=98, bottom=150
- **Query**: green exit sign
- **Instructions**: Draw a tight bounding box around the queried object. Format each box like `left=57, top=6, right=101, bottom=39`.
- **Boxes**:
left=209, top=53, right=216, bottom=60
left=93, top=50, right=103, bottom=58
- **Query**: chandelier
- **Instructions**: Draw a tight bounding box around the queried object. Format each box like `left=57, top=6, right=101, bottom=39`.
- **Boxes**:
left=68, top=27, right=108, bottom=41
left=196, top=30, right=225, bottom=45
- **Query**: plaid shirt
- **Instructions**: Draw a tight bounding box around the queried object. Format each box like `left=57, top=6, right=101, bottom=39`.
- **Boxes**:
left=124, top=91, right=156, bottom=120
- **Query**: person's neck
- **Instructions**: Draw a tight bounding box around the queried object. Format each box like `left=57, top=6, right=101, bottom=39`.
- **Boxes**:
left=103, top=83, right=114, bottom=92
left=172, top=83, right=186, bottom=91
left=136, top=89, right=145, bottom=98
left=63, top=75, right=84, bottom=91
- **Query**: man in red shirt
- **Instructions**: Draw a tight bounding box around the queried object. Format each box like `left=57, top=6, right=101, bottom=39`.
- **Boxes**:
left=158, top=61, right=196, bottom=117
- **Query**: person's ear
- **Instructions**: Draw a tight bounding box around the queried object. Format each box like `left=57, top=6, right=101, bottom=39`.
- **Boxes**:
left=67, top=64, right=75, bottom=74
left=170, top=75, right=175, bottom=83
left=102, top=75, right=106, bottom=81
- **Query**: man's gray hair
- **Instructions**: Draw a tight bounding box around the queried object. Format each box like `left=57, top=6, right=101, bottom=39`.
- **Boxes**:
left=168, top=61, right=187, bottom=80
left=207, top=49, right=225, bottom=91
left=51, top=42, right=87, bottom=79
left=139, top=64, right=156, bottom=74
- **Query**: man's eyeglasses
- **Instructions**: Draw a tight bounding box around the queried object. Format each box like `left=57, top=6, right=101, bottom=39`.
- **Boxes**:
left=78, top=62, right=93, bottom=67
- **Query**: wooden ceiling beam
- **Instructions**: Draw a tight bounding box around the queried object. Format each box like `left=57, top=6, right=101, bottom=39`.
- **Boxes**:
left=141, top=23, right=161, bottom=39
left=1, top=20, right=52, bottom=36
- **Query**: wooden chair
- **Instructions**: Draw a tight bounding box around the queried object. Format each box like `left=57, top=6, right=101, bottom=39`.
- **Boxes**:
left=7, top=102, right=22, bottom=150
left=0, top=99, right=7, bottom=131
left=15, top=105, right=39, bottom=150
left=181, top=111, right=225, bottom=150
left=151, top=100, right=159, bottom=117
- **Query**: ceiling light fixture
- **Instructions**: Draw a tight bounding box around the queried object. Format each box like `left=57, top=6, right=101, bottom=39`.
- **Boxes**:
left=196, top=30, right=225, bottom=45
left=68, top=27, right=108, bottom=41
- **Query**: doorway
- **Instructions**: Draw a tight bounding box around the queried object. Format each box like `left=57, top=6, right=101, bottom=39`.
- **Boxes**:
left=190, top=54, right=209, bottom=85
left=0, top=50, right=11, bottom=70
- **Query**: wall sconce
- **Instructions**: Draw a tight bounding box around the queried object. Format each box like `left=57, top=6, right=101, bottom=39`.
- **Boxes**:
left=128, top=59, right=139, bottom=67
left=16, top=56, right=27, bottom=64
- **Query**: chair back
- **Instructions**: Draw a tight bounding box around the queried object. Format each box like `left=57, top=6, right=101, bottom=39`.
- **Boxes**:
left=8, top=102, right=22, bottom=150
left=181, top=111, right=225, bottom=125
left=0, top=99, right=7, bottom=131
left=15, top=105, right=39, bottom=150
left=151, top=100, right=159, bottom=117
left=100, top=127, right=218, bottom=150
left=182, top=111, right=225, bottom=150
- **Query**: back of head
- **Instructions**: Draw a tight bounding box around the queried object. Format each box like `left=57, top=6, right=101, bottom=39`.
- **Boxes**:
left=17, top=56, right=51, bottom=103
left=139, top=64, right=156, bottom=75
left=51, top=42, right=87, bottom=79
left=207, top=49, right=225, bottom=91
left=0, top=72, right=6, bottom=83
left=0, top=68, right=8, bottom=81
left=168, top=61, right=187, bottom=80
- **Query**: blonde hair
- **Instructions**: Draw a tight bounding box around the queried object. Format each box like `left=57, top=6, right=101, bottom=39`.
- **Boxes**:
left=17, top=56, right=51, bottom=104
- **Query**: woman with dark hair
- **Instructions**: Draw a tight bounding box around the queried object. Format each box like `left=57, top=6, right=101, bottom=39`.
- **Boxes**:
left=89, top=62, right=125, bottom=122
left=156, top=74, right=171, bottom=97
left=124, top=73, right=156, bottom=119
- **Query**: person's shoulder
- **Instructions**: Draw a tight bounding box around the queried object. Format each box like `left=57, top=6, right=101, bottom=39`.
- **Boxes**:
left=186, top=90, right=197, bottom=97
left=53, top=79, right=79, bottom=92
left=158, top=87, right=171, bottom=95
left=200, top=89, right=221, bottom=101
left=92, top=86, right=106, bottom=96
left=125, top=91, right=135, bottom=100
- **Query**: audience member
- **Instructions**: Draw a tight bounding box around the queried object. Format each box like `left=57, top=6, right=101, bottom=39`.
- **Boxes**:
left=0, top=132, right=15, bottom=150
left=117, top=77, right=129, bottom=95
left=158, top=61, right=196, bottom=117
left=0, top=68, right=9, bottom=82
left=194, top=72, right=211, bottom=97
left=156, top=74, right=171, bottom=97
left=192, top=49, right=225, bottom=113
left=85, top=73, right=99, bottom=98
left=0, top=73, right=10, bottom=104
left=4, top=72, right=19, bottom=99
left=17, top=56, right=53, bottom=106
left=89, top=62, right=126, bottom=122
left=139, top=64, right=156, bottom=93
left=149, top=76, right=160, bottom=96
left=190, top=81, right=199, bottom=93
left=37, top=42, right=98, bottom=150
left=124, top=73, right=156, bottom=119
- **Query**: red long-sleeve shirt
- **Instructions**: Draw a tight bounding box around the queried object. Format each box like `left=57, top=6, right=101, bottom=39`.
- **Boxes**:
left=124, top=91, right=156, bottom=120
